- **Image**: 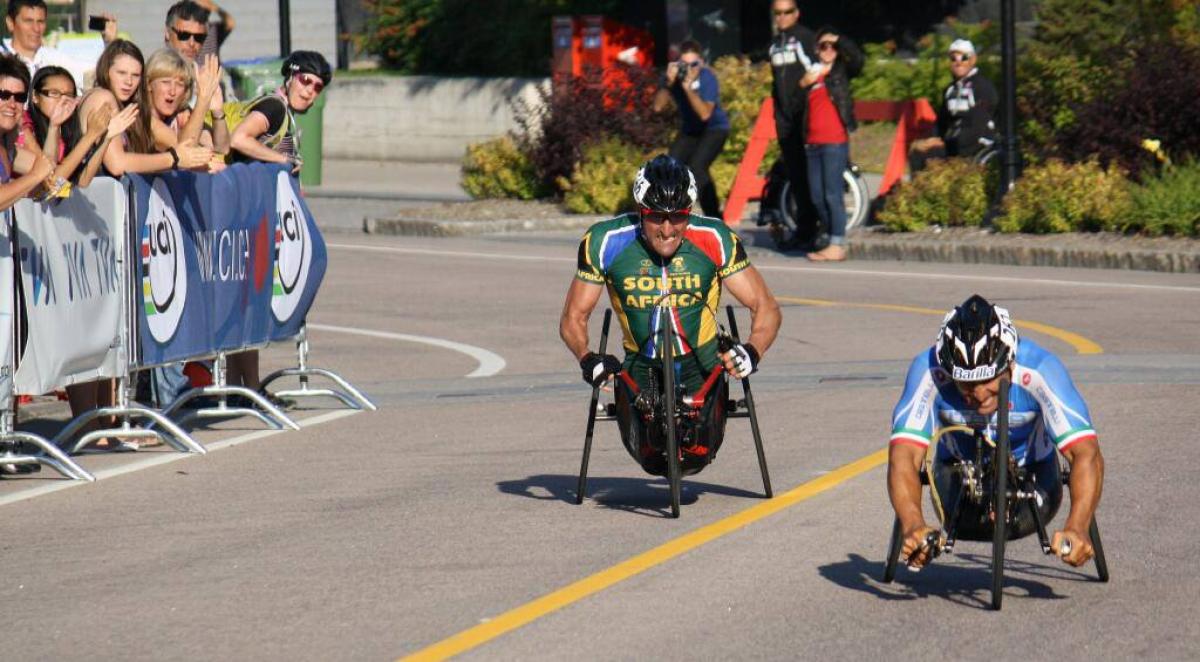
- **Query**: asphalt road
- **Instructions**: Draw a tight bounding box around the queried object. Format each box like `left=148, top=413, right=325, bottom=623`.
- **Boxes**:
left=2, top=231, right=1198, bottom=661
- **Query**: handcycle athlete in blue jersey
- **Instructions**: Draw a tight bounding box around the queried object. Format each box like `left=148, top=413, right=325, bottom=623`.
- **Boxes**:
left=887, top=295, right=1105, bottom=571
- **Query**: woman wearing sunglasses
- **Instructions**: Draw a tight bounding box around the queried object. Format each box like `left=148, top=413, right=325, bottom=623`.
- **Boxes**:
left=230, top=50, right=331, bottom=176
left=798, top=27, right=863, bottom=262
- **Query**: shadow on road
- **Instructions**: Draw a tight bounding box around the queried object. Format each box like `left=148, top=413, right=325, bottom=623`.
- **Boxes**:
left=817, top=551, right=1095, bottom=609
left=497, top=473, right=763, bottom=519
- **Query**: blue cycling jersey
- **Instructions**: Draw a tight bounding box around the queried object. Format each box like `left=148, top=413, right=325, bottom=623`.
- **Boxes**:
left=890, top=338, right=1096, bottom=465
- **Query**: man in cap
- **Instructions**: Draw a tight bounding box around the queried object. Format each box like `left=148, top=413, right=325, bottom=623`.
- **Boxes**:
left=910, top=38, right=999, bottom=172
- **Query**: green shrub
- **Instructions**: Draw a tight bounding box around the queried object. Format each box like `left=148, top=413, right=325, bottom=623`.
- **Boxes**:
left=710, top=55, right=777, bottom=186
left=995, top=159, right=1132, bottom=233
left=1123, top=160, right=1200, bottom=236
left=561, top=138, right=649, bottom=215
left=461, top=136, right=544, bottom=200
left=876, top=159, right=989, bottom=231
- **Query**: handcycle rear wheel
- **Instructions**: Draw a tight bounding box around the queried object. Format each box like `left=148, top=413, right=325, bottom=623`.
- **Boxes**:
left=661, top=316, right=682, bottom=519
left=991, top=377, right=1011, bottom=611
left=883, top=517, right=902, bottom=583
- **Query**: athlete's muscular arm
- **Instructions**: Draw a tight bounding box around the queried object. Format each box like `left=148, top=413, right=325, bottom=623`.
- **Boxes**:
left=888, top=442, right=938, bottom=567
left=721, top=266, right=781, bottom=357
left=560, top=279, right=606, bottom=361
left=1054, top=438, right=1104, bottom=567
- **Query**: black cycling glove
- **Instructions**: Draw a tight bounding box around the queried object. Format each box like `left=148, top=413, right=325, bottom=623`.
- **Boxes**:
left=580, top=352, right=622, bottom=387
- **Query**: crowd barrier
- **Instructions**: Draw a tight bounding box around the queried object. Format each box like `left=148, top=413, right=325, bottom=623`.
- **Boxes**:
left=0, top=163, right=374, bottom=481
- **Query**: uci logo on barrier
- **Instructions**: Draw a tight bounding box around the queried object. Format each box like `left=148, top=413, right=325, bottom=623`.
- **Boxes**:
left=272, top=171, right=312, bottom=322
left=142, top=179, right=188, bottom=342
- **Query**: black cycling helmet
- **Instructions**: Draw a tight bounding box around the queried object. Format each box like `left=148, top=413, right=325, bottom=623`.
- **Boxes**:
left=935, top=294, right=1018, bottom=382
left=632, top=155, right=697, bottom=213
left=281, top=50, right=333, bottom=86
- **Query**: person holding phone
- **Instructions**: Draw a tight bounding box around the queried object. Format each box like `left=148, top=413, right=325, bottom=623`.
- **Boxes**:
left=1, top=0, right=118, bottom=90
left=652, top=39, right=729, bottom=218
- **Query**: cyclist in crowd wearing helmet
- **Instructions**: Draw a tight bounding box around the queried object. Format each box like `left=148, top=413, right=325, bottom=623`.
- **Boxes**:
left=887, top=295, right=1104, bottom=569
left=559, top=155, right=781, bottom=476
left=230, top=50, right=330, bottom=176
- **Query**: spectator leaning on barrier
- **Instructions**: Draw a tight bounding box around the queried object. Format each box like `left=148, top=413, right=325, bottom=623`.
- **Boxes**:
left=78, top=39, right=211, bottom=177
left=1, top=0, right=118, bottom=92
left=800, top=26, right=863, bottom=263
left=146, top=50, right=228, bottom=170
left=910, top=39, right=998, bottom=173
left=0, top=54, right=54, bottom=208
left=225, top=50, right=330, bottom=395
left=230, top=50, right=331, bottom=176
left=767, top=0, right=824, bottom=250
left=21, top=65, right=137, bottom=191
left=652, top=39, right=730, bottom=218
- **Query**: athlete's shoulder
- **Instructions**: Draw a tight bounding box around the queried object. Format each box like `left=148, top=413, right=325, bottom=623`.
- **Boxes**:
left=1014, top=338, right=1059, bottom=371
left=684, top=216, right=749, bottom=275
left=577, top=213, right=640, bottom=281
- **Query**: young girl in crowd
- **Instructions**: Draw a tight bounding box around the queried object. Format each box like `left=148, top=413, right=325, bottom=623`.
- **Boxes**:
left=22, top=65, right=139, bottom=191
left=78, top=39, right=211, bottom=176
left=0, top=55, right=56, bottom=208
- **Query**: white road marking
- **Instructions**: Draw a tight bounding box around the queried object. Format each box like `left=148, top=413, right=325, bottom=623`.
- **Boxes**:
left=0, top=410, right=360, bottom=508
left=327, top=243, right=1200, bottom=293
left=307, top=323, right=507, bottom=378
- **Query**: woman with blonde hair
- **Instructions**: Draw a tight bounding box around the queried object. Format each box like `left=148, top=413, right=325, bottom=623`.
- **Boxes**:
left=145, top=49, right=228, bottom=161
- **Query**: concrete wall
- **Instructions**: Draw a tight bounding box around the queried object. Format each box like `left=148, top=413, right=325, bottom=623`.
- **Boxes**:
left=87, top=0, right=336, bottom=65
left=322, top=76, right=549, bottom=163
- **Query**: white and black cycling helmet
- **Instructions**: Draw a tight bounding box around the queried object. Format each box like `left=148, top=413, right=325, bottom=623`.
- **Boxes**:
left=632, top=155, right=697, bottom=213
left=935, top=294, right=1018, bottom=382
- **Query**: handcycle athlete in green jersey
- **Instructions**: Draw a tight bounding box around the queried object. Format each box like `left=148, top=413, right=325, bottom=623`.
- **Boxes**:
left=559, top=155, right=782, bottom=476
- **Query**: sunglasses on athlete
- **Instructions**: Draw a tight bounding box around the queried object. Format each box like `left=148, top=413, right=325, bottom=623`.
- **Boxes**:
left=640, top=208, right=691, bottom=224
left=293, top=72, right=325, bottom=93
left=0, top=90, right=28, bottom=103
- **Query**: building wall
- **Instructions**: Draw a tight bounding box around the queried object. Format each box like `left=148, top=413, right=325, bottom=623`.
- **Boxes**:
left=87, top=0, right=336, bottom=64
left=322, top=76, right=548, bottom=162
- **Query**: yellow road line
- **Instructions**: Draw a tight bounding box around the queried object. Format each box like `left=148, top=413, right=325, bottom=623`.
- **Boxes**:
left=777, top=296, right=1103, bottom=355
left=400, top=448, right=890, bottom=661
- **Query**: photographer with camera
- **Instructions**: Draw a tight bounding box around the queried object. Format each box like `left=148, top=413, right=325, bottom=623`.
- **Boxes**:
left=652, top=40, right=729, bottom=218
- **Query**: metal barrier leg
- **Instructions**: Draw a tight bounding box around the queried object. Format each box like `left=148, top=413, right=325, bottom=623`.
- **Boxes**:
left=1, top=412, right=95, bottom=481
left=52, top=375, right=206, bottom=455
left=163, top=354, right=300, bottom=431
left=260, top=325, right=377, bottom=411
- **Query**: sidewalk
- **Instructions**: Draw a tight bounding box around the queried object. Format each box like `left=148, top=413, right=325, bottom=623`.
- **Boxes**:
left=308, top=159, right=470, bottom=201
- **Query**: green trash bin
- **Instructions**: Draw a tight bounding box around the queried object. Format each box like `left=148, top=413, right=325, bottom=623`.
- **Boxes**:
left=226, top=58, right=324, bottom=187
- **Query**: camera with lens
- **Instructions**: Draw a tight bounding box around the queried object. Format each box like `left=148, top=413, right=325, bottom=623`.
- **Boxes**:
left=671, top=60, right=698, bottom=86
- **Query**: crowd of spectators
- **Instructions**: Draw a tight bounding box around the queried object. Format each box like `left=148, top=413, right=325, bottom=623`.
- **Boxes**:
left=0, top=0, right=333, bottom=466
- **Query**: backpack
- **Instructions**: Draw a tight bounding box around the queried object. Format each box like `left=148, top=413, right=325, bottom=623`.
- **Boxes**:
left=212, top=94, right=295, bottom=161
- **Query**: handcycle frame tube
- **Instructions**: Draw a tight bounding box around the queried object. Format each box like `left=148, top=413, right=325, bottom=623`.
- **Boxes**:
left=725, top=306, right=772, bottom=498
left=575, top=309, right=611, bottom=504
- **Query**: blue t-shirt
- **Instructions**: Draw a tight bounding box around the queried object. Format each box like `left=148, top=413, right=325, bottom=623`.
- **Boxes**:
left=669, top=67, right=730, bottom=135
left=889, top=338, right=1096, bottom=466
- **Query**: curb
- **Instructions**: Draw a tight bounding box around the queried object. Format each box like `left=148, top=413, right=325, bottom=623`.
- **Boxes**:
left=847, top=234, right=1199, bottom=274
left=361, top=214, right=1199, bottom=274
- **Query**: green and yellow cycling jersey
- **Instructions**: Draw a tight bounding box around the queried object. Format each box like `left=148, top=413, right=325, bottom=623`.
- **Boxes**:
left=576, top=213, right=750, bottom=373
